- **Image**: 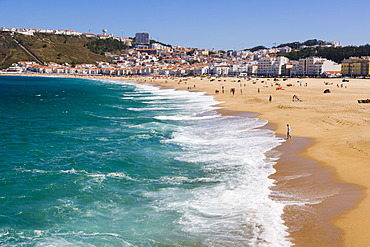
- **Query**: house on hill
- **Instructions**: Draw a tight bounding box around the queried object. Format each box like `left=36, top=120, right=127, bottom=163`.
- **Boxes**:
left=97, top=34, right=112, bottom=39
left=83, top=33, right=96, bottom=38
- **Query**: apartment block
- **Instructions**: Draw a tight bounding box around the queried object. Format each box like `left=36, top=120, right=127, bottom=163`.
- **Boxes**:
left=291, top=57, right=341, bottom=76
left=257, top=56, right=289, bottom=76
left=341, top=57, right=370, bottom=77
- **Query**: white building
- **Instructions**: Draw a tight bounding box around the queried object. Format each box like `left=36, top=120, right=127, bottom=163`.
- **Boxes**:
left=53, top=30, right=65, bottom=35
left=212, top=65, right=231, bottom=76
left=247, top=64, right=258, bottom=75
left=320, top=41, right=341, bottom=47
left=97, top=34, right=111, bottom=39
left=16, top=29, right=34, bottom=36
left=257, top=56, right=289, bottom=76
left=278, top=46, right=292, bottom=54
left=37, top=29, right=54, bottom=34
left=62, top=30, right=81, bottom=36
left=114, top=37, right=132, bottom=46
left=151, top=43, right=167, bottom=50
left=192, top=66, right=209, bottom=75
left=291, top=57, right=341, bottom=76
left=83, top=33, right=96, bottom=38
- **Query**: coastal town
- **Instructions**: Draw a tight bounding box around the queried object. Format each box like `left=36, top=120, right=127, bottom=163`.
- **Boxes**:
left=2, top=27, right=369, bottom=78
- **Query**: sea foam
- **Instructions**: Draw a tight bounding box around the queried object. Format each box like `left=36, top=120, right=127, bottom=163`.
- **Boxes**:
left=118, top=80, right=291, bottom=246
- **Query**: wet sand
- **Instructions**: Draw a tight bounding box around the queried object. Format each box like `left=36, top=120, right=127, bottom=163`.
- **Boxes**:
left=271, top=135, right=362, bottom=246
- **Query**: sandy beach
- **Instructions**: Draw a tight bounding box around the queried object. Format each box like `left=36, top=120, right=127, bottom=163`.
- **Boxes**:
left=2, top=73, right=369, bottom=246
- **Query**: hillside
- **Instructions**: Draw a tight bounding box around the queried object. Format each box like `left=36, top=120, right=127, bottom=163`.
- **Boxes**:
left=280, top=45, right=370, bottom=63
left=0, top=32, right=32, bottom=69
left=0, top=32, right=125, bottom=69
left=247, top=39, right=370, bottom=63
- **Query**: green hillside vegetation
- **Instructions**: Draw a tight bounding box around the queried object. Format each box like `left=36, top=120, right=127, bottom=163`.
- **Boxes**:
left=248, top=38, right=370, bottom=63
left=13, top=33, right=107, bottom=65
left=245, top=45, right=267, bottom=52
left=276, top=39, right=321, bottom=49
left=280, top=45, right=370, bottom=63
left=87, top=38, right=129, bottom=55
left=0, top=32, right=129, bottom=69
left=0, top=32, right=33, bottom=69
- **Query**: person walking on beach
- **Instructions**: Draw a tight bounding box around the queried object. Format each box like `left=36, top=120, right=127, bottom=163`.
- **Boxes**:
left=269, top=95, right=272, bottom=103
left=286, top=124, right=291, bottom=139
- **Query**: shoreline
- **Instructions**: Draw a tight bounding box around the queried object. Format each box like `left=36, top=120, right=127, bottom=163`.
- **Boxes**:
left=2, top=73, right=369, bottom=246
left=270, top=131, right=361, bottom=246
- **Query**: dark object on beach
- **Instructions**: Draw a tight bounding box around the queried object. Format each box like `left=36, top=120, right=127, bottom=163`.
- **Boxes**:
left=323, top=89, right=331, bottom=93
left=269, top=95, right=272, bottom=102
left=230, top=88, right=235, bottom=95
left=292, top=95, right=302, bottom=102
left=215, top=90, right=219, bottom=94
left=358, top=99, right=370, bottom=103
left=342, top=79, right=349, bottom=82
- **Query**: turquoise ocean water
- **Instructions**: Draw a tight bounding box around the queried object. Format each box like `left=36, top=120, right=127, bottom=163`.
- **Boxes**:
left=0, top=76, right=289, bottom=246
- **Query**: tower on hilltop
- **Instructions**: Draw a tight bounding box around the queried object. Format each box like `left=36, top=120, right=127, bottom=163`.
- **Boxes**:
left=102, top=29, right=108, bottom=35
left=135, top=33, right=150, bottom=45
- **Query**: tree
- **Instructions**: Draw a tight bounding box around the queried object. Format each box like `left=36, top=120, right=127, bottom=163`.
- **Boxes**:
left=87, top=38, right=128, bottom=54
left=303, top=39, right=319, bottom=46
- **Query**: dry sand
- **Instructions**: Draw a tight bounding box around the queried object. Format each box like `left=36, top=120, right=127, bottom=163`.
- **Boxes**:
left=2, top=74, right=369, bottom=246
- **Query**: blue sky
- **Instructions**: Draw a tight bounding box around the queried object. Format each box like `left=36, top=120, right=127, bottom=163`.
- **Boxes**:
left=0, top=0, right=369, bottom=50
